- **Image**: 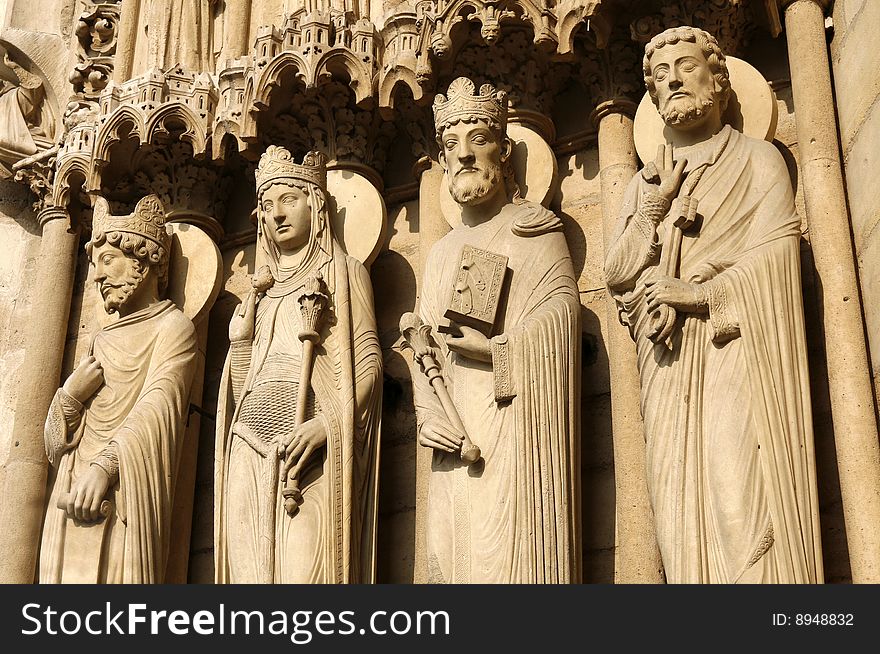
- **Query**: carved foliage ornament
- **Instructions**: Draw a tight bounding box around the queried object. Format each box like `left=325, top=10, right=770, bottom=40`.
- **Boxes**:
left=629, top=0, right=755, bottom=57
left=71, top=3, right=121, bottom=99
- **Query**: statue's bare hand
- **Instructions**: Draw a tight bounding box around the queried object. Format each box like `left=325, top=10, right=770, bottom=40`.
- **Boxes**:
left=644, top=275, right=702, bottom=313
left=418, top=417, right=465, bottom=453
left=65, top=465, right=112, bottom=523
left=652, top=144, right=688, bottom=204
left=445, top=325, right=492, bottom=363
left=228, top=291, right=257, bottom=342
left=280, top=417, right=328, bottom=481
left=62, top=355, right=104, bottom=404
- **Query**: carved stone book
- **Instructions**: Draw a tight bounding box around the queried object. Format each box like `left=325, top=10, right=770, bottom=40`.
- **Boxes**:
left=444, top=245, right=509, bottom=336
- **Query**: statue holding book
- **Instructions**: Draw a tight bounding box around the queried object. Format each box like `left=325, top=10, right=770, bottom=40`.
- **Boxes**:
left=407, top=76, right=581, bottom=583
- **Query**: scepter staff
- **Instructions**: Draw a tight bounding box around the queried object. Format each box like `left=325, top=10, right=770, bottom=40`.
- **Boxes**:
left=281, top=272, right=330, bottom=516
left=400, top=312, right=481, bottom=464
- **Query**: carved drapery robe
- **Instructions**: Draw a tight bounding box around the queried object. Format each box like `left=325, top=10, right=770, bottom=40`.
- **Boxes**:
left=416, top=200, right=581, bottom=584
left=133, top=0, right=216, bottom=73
left=605, top=126, right=823, bottom=583
left=40, top=300, right=197, bottom=583
left=215, top=242, right=382, bottom=584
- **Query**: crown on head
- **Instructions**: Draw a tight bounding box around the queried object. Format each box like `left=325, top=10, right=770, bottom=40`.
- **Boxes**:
left=256, top=146, right=327, bottom=196
left=433, top=77, right=508, bottom=137
left=92, top=195, right=170, bottom=251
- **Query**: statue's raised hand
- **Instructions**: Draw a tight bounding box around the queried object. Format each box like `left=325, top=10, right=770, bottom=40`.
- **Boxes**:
left=647, top=144, right=688, bottom=205
left=62, top=355, right=104, bottom=404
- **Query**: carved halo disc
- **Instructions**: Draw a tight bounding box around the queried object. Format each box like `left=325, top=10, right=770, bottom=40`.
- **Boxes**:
left=167, top=222, right=223, bottom=324
left=633, top=56, right=779, bottom=164
left=439, top=122, right=558, bottom=228
left=327, top=168, right=387, bottom=268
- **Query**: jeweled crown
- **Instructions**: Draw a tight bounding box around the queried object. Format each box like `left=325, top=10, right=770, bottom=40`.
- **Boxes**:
left=92, top=195, right=170, bottom=251
left=256, top=146, right=327, bottom=197
left=433, top=77, right=508, bottom=137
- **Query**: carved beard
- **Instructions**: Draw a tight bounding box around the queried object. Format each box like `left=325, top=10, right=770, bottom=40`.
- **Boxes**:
left=448, top=161, right=503, bottom=206
left=661, top=94, right=715, bottom=127
left=100, top=261, right=144, bottom=314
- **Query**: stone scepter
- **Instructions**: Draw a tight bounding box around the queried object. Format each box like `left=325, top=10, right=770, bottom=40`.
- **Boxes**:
left=400, top=312, right=481, bottom=464
left=281, top=272, right=330, bottom=515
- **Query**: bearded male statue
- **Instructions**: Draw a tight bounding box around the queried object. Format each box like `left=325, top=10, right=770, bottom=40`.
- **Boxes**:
left=40, top=195, right=197, bottom=583
left=604, top=27, right=823, bottom=583
left=214, top=147, right=382, bottom=584
left=412, top=77, right=581, bottom=583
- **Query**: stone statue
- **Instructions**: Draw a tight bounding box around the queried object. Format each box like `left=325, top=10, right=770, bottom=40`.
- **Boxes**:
left=604, top=27, right=823, bottom=583
left=134, top=0, right=218, bottom=73
left=215, top=146, right=382, bottom=584
left=39, top=195, right=198, bottom=583
left=0, top=52, right=50, bottom=173
left=410, top=77, right=581, bottom=583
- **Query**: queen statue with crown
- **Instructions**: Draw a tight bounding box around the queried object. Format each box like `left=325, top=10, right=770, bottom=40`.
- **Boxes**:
left=214, top=146, right=382, bottom=584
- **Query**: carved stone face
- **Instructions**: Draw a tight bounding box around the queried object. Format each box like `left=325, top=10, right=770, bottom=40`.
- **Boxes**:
left=91, top=241, right=145, bottom=314
left=260, top=183, right=312, bottom=253
left=648, top=40, right=719, bottom=129
left=439, top=120, right=509, bottom=207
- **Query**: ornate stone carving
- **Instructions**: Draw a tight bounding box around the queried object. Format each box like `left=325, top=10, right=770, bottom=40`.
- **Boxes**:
left=575, top=29, right=643, bottom=114
left=604, top=26, right=822, bottom=583
left=12, top=147, right=59, bottom=212
left=258, top=79, right=396, bottom=176
left=39, top=195, right=199, bottom=583
left=70, top=3, right=121, bottom=101
left=629, top=0, right=756, bottom=57
left=379, top=0, right=610, bottom=114
left=410, top=76, right=581, bottom=583
left=215, top=146, right=382, bottom=583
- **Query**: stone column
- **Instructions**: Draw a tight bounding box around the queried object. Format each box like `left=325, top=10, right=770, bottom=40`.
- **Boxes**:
left=0, top=207, right=80, bottom=583
left=783, top=0, right=880, bottom=583
left=114, top=0, right=140, bottom=83
left=413, top=160, right=448, bottom=583
left=592, top=101, right=664, bottom=584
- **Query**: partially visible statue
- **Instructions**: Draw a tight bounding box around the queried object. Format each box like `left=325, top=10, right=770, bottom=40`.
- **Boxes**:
left=133, top=0, right=218, bottom=73
left=604, top=27, right=822, bottom=583
left=410, top=77, right=581, bottom=583
left=0, top=52, right=50, bottom=173
left=215, top=146, right=382, bottom=584
left=40, top=195, right=198, bottom=583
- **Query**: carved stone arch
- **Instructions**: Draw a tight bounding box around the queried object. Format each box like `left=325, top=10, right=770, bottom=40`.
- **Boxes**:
left=313, top=50, right=375, bottom=107
left=379, top=73, right=426, bottom=119
left=556, top=1, right=610, bottom=55
left=378, top=11, right=423, bottom=113
left=91, top=106, right=147, bottom=189
left=212, top=121, right=245, bottom=162
left=241, top=52, right=310, bottom=143
left=53, top=156, right=90, bottom=209
left=146, top=102, right=209, bottom=158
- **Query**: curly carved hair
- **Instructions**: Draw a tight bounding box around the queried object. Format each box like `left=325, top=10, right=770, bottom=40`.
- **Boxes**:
left=643, top=26, right=731, bottom=113
left=86, top=230, right=169, bottom=294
